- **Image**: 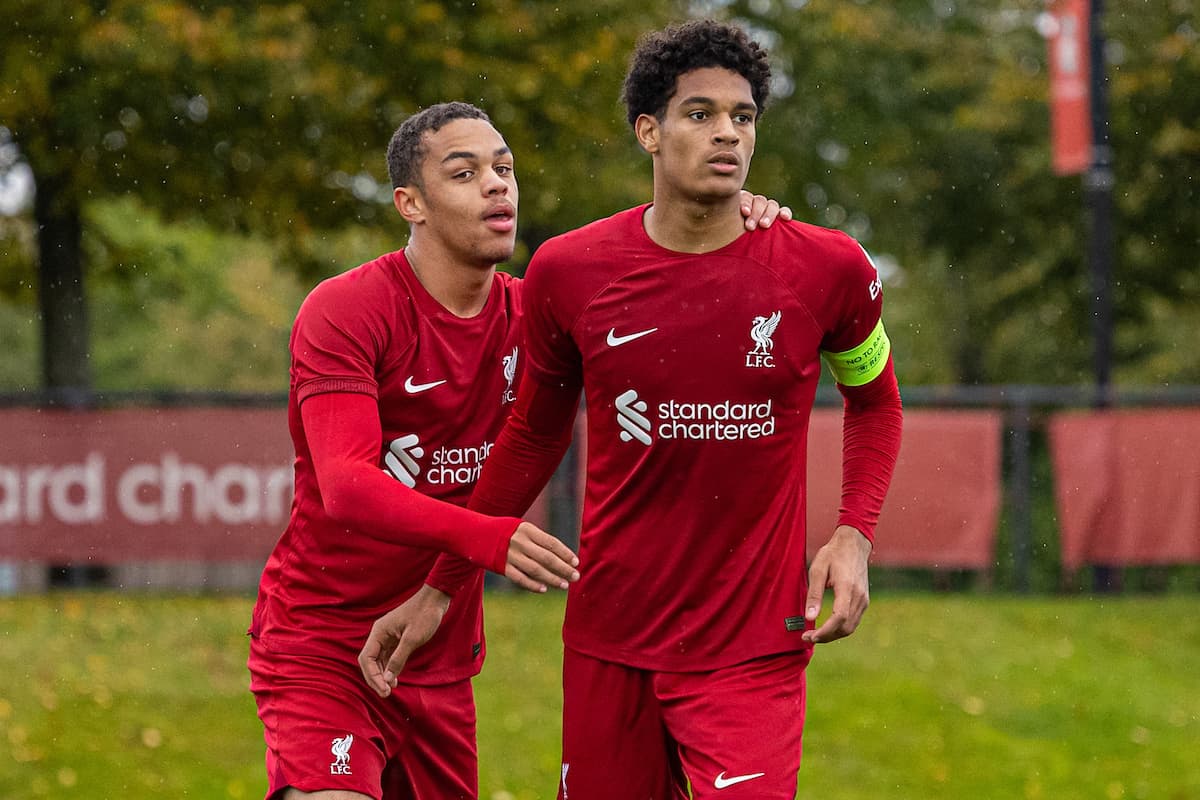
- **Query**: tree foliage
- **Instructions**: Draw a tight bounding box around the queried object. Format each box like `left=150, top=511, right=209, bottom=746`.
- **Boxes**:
left=725, top=0, right=1198, bottom=385
left=0, top=0, right=1195, bottom=390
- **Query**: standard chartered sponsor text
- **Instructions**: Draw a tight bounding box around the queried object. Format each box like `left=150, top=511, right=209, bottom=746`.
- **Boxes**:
left=656, top=399, right=776, bottom=441
left=426, top=441, right=494, bottom=485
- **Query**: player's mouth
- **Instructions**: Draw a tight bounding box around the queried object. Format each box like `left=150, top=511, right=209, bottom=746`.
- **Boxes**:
left=707, top=152, right=741, bottom=175
left=483, top=203, right=516, bottom=233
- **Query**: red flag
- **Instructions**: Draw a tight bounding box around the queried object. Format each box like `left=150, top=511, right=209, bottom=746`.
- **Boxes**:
left=1046, top=0, right=1093, bottom=175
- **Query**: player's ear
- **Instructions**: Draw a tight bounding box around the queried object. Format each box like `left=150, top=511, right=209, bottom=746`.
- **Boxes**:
left=634, top=113, right=661, bottom=155
left=394, top=185, right=426, bottom=224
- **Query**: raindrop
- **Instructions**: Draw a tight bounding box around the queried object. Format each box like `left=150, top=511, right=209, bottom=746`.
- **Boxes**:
left=187, top=95, right=209, bottom=123
left=118, top=107, right=141, bottom=130
left=351, top=172, right=378, bottom=201
left=102, top=131, right=127, bottom=151
left=817, top=140, right=849, bottom=165
left=804, top=182, right=827, bottom=208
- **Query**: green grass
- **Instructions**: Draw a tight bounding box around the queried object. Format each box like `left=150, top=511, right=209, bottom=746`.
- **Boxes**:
left=0, top=592, right=1197, bottom=799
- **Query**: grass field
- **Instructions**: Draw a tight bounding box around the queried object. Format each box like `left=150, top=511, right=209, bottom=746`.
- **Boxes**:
left=1, top=591, right=1197, bottom=799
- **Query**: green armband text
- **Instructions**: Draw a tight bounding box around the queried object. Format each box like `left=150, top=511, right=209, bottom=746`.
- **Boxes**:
left=821, top=320, right=891, bottom=387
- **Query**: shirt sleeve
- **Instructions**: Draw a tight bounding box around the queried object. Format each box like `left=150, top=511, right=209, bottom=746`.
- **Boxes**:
left=806, top=235, right=902, bottom=543
left=301, top=383, right=523, bottom=572
left=516, top=240, right=586, bottom=388
left=834, top=353, right=903, bottom=543
left=817, top=236, right=888, bottom=373
left=290, top=277, right=385, bottom=402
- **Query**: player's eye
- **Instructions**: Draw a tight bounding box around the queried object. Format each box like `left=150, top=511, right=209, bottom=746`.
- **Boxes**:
left=688, top=110, right=708, bottom=121
left=452, top=170, right=474, bottom=180
left=495, top=164, right=514, bottom=176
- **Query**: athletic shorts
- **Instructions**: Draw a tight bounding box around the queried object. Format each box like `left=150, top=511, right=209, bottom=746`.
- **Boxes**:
left=558, top=648, right=810, bottom=800
left=248, top=639, right=477, bottom=800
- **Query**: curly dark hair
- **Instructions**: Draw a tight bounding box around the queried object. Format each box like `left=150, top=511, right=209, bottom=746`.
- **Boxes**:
left=621, top=20, right=771, bottom=127
left=386, top=102, right=492, bottom=189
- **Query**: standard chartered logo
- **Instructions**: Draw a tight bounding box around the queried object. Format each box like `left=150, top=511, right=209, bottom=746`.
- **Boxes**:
left=384, top=434, right=424, bottom=487
left=384, top=434, right=495, bottom=487
left=614, top=390, right=777, bottom=445
left=615, top=389, right=653, bottom=445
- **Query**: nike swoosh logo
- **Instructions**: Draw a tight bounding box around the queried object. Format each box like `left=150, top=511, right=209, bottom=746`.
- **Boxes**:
left=714, top=771, right=766, bottom=789
left=404, top=377, right=447, bottom=394
left=606, top=327, right=658, bottom=347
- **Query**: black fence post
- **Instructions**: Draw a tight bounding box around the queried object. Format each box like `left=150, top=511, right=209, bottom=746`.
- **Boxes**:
left=1007, top=396, right=1034, bottom=593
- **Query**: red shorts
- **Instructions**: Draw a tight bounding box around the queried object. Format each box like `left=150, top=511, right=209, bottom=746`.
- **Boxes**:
left=558, top=648, right=810, bottom=800
left=248, top=639, right=477, bottom=800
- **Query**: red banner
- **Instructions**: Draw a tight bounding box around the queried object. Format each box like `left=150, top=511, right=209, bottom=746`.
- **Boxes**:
left=574, top=407, right=1003, bottom=570
left=0, top=407, right=552, bottom=565
left=1049, top=410, right=1200, bottom=570
left=1046, top=0, right=1092, bottom=175
left=807, top=409, right=1003, bottom=569
left=0, top=408, right=293, bottom=561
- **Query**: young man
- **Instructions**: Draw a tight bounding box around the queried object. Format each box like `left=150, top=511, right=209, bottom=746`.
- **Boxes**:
left=252, top=101, right=789, bottom=800
left=362, top=21, right=903, bottom=799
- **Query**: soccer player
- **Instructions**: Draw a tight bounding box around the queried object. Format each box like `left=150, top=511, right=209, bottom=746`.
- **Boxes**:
left=362, top=21, right=903, bottom=800
left=251, top=100, right=790, bottom=800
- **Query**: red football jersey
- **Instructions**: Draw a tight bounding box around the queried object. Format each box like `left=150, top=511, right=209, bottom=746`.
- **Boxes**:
left=251, top=250, right=523, bottom=685
left=522, top=206, right=887, bottom=672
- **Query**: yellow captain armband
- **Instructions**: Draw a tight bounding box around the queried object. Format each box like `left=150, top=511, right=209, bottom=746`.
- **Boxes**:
left=820, top=320, right=891, bottom=387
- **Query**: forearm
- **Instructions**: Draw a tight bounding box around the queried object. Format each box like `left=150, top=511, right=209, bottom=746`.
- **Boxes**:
left=303, top=392, right=521, bottom=572
left=835, top=355, right=903, bottom=543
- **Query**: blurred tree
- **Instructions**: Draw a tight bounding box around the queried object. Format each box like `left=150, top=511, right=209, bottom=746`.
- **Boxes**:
left=0, top=0, right=684, bottom=396
left=0, top=0, right=1195, bottom=392
left=721, top=0, right=1198, bottom=385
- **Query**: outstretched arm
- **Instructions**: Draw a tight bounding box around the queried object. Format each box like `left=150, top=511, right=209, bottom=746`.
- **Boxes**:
left=303, top=391, right=579, bottom=584
left=358, top=374, right=582, bottom=693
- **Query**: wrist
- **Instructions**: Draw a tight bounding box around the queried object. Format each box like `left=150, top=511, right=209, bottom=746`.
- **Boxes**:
left=834, top=524, right=873, bottom=555
left=417, top=583, right=452, bottom=613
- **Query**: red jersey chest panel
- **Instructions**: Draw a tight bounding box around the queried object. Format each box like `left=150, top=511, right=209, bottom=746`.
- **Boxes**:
left=289, top=252, right=523, bottom=507
left=522, top=208, right=876, bottom=671
left=372, top=274, right=522, bottom=505
left=575, top=253, right=824, bottom=444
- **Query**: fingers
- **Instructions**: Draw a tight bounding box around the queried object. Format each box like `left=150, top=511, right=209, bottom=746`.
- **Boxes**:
left=507, top=523, right=580, bottom=592
left=742, top=194, right=769, bottom=230
left=358, top=629, right=396, bottom=698
left=740, top=195, right=793, bottom=230
left=802, top=575, right=869, bottom=644
left=803, top=558, right=829, bottom=628
left=383, top=630, right=420, bottom=685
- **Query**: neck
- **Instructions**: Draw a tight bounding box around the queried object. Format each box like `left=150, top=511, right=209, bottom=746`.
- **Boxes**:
left=404, top=241, right=495, bottom=318
left=642, top=187, right=746, bottom=254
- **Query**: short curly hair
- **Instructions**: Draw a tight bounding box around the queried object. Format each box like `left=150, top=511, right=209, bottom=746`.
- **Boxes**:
left=621, top=20, right=771, bottom=128
left=386, top=102, right=492, bottom=189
